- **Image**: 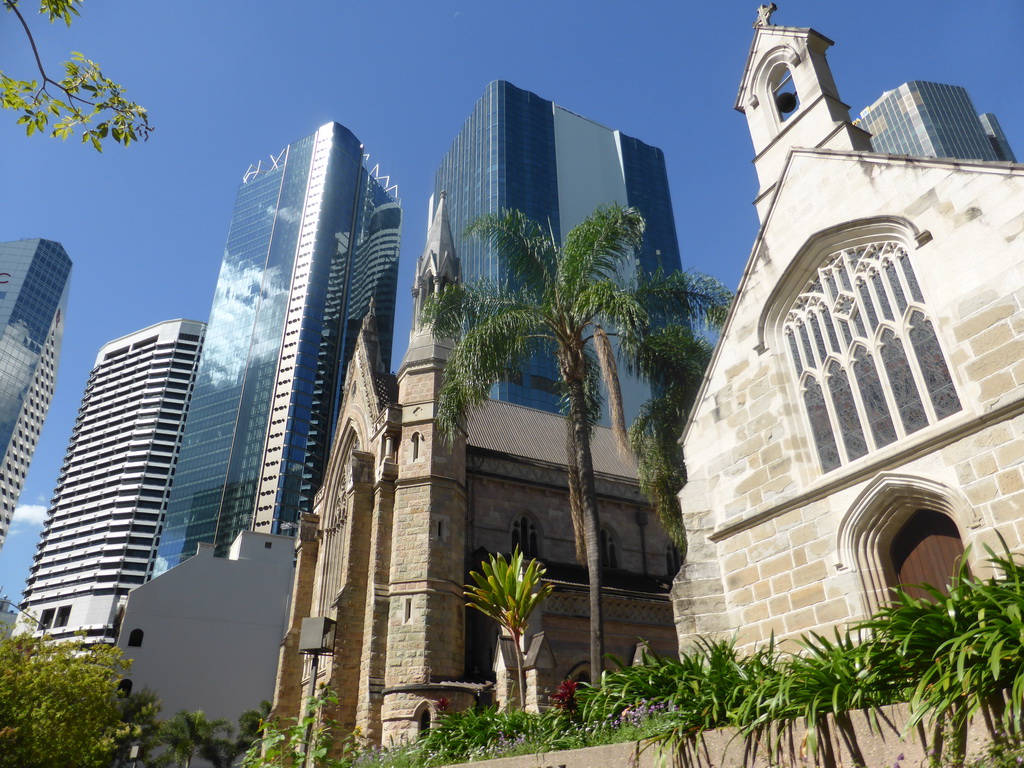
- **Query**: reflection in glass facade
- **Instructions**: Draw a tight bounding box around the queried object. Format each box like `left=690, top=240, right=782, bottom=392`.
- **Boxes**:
left=0, top=239, right=71, bottom=551
left=859, top=81, right=1017, bottom=162
left=434, top=81, right=683, bottom=420
left=157, top=124, right=401, bottom=571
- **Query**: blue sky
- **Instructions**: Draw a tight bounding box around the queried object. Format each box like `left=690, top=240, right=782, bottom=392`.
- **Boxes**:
left=2, top=1, right=1022, bottom=600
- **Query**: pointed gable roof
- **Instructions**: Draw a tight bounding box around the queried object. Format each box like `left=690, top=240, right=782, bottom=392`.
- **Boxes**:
left=417, top=191, right=460, bottom=286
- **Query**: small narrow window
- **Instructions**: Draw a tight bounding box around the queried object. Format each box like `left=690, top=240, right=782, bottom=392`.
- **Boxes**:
left=404, top=598, right=413, bottom=624
left=419, top=707, right=431, bottom=734
left=127, top=628, right=144, bottom=647
left=600, top=529, right=618, bottom=569
left=411, top=433, right=420, bottom=461
left=666, top=544, right=682, bottom=577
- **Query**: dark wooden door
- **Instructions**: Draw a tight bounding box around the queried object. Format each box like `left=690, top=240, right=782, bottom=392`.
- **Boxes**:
left=890, top=509, right=964, bottom=601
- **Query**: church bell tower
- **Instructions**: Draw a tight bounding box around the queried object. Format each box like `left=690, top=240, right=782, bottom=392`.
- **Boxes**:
left=736, top=5, right=873, bottom=219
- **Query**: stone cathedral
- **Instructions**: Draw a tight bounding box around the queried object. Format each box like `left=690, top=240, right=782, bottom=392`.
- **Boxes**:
left=673, top=17, right=1024, bottom=651
left=272, top=193, right=678, bottom=745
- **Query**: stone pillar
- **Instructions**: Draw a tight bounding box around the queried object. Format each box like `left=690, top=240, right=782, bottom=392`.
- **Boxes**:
left=381, top=341, right=467, bottom=744
left=355, top=446, right=398, bottom=743
left=271, top=514, right=321, bottom=722
left=326, top=450, right=375, bottom=734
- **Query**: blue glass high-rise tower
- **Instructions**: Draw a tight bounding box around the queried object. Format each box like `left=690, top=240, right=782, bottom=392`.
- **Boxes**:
left=859, top=81, right=1016, bottom=162
left=0, top=239, right=71, bottom=552
left=157, top=123, right=401, bottom=571
left=434, top=81, right=683, bottom=419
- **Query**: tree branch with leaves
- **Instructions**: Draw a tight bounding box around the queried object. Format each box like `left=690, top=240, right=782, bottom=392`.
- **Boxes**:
left=2, top=0, right=151, bottom=149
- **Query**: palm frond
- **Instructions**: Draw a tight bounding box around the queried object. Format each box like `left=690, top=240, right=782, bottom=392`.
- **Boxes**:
left=465, top=210, right=557, bottom=298
left=559, top=204, right=645, bottom=297
left=635, top=268, right=732, bottom=333
left=433, top=291, right=550, bottom=442
left=593, top=324, right=628, bottom=457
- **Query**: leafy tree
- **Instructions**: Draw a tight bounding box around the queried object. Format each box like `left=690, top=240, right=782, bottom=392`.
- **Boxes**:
left=0, top=632, right=129, bottom=768
left=241, top=690, right=361, bottom=768
left=111, top=688, right=163, bottom=768
left=2, top=0, right=151, bottom=149
left=156, top=710, right=230, bottom=768
left=425, top=204, right=730, bottom=676
left=465, top=549, right=554, bottom=709
left=202, top=701, right=272, bottom=768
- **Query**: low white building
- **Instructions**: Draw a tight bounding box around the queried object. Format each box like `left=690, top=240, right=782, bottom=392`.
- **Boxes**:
left=117, top=531, right=294, bottom=725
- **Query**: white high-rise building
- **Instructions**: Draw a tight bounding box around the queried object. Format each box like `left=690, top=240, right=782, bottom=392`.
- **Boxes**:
left=20, top=319, right=204, bottom=642
left=0, top=239, right=71, bottom=550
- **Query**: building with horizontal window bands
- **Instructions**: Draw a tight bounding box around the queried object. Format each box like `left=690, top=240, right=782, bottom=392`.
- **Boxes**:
left=675, top=17, right=1024, bottom=661
left=858, top=81, right=1017, bottom=162
left=0, top=239, right=70, bottom=552
left=156, top=123, right=402, bottom=574
left=434, top=81, right=683, bottom=420
left=19, top=319, right=204, bottom=642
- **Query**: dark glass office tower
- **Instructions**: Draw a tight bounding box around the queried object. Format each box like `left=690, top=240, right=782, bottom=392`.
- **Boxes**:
left=434, top=81, right=683, bottom=418
left=156, top=123, right=401, bottom=571
left=0, top=239, right=71, bottom=551
left=859, top=81, right=1017, bottom=162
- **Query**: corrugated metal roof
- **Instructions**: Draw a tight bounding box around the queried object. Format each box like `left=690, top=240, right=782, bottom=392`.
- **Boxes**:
left=465, top=399, right=638, bottom=480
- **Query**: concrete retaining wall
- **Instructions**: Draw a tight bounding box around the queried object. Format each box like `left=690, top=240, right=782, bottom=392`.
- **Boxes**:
left=442, top=703, right=998, bottom=768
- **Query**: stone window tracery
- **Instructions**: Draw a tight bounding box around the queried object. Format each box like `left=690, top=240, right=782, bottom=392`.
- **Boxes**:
left=785, top=242, right=961, bottom=472
left=511, top=515, right=539, bottom=559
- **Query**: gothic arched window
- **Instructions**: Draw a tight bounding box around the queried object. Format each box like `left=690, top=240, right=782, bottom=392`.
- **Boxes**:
left=785, top=242, right=960, bottom=472
left=600, top=528, right=619, bottom=570
left=511, top=515, right=539, bottom=559
left=666, top=544, right=682, bottom=578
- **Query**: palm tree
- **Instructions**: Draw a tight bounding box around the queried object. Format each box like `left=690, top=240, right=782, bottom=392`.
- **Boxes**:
left=465, top=549, right=554, bottom=710
left=425, top=203, right=730, bottom=677
left=156, top=710, right=231, bottom=768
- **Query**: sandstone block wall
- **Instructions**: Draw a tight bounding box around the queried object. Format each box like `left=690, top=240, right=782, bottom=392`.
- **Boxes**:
left=675, top=155, right=1024, bottom=652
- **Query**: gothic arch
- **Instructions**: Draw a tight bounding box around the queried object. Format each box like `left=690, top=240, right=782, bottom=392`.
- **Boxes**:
left=414, top=701, right=433, bottom=734
left=760, top=217, right=961, bottom=474
left=836, top=473, right=977, bottom=613
left=759, top=216, right=926, bottom=349
left=749, top=45, right=804, bottom=131
left=510, top=513, right=541, bottom=559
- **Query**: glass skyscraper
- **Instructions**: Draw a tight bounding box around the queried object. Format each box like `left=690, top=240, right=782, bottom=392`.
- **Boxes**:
left=859, top=81, right=1017, bottom=162
left=0, top=239, right=71, bottom=551
left=434, top=81, right=683, bottom=419
left=156, top=123, right=401, bottom=572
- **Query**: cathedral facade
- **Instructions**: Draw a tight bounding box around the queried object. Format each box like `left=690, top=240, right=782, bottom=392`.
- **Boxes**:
left=673, top=19, right=1024, bottom=651
left=273, top=195, right=678, bottom=746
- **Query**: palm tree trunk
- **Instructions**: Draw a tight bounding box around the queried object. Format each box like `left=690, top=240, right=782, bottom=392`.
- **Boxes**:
left=565, top=374, right=605, bottom=679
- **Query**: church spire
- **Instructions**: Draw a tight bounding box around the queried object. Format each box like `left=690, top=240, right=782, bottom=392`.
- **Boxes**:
left=411, top=191, right=460, bottom=333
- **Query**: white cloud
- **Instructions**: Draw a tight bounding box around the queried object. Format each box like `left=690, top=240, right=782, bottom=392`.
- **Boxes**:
left=9, top=503, right=47, bottom=534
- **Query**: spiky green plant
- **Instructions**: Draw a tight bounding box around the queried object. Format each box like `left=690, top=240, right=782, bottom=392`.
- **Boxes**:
left=465, top=549, right=554, bottom=709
